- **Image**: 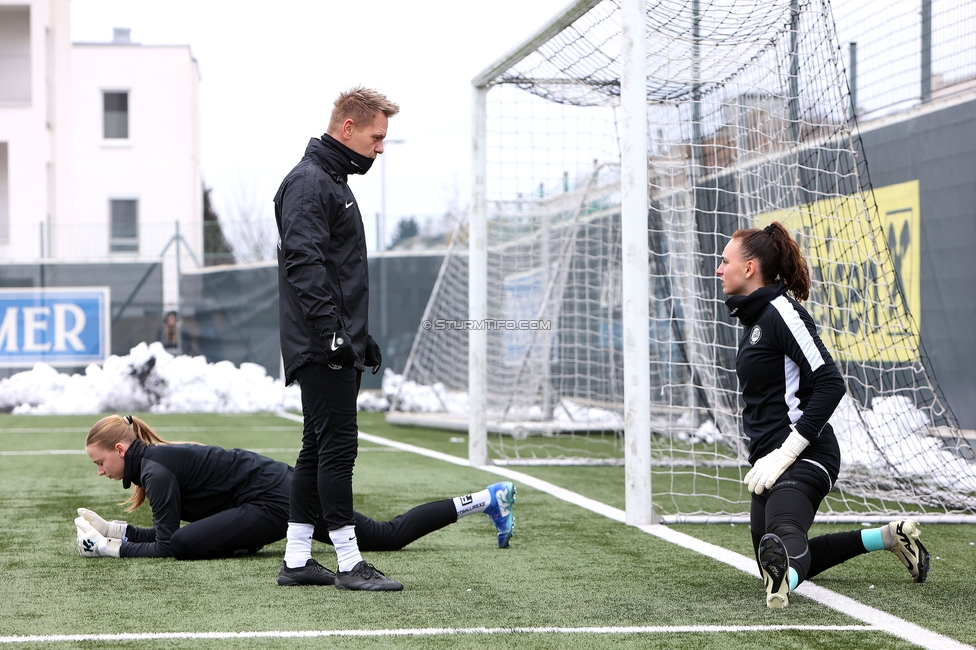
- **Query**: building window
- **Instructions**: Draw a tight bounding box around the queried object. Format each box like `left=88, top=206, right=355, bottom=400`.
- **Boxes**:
left=0, top=6, right=31, bottom=102
left=103, top=91, right=129, bottom=139
left=110, top=199, right=138, bottom=252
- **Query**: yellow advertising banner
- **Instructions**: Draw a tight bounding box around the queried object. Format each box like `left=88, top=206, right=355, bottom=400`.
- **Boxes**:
left=756, top=180, right=920, bottom=363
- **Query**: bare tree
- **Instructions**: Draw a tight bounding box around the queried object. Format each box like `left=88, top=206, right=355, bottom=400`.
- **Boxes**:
left=218, top=174, right=277, bottom=264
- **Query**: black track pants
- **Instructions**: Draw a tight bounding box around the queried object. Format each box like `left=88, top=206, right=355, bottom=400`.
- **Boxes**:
left=750, top=461, right=868, bottom=585
left=291, top=363, right=361, bottom=530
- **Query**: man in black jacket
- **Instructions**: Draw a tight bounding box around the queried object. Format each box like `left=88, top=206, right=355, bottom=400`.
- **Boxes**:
left=274, top=87, right=401, bottom=591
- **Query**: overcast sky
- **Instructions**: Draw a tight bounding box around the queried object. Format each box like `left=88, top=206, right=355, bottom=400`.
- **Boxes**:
left=70, top=0, right=569, bottom=252
left=69, top=0, right=974, bottom=254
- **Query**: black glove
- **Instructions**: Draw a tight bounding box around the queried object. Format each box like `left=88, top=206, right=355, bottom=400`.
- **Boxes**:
left=365, top=335, right=382, bottom=375
left=324, top=329, right=356, bottom=369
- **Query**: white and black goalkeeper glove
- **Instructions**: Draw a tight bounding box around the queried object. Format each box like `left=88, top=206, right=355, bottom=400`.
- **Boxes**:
left=75, top=517, right=122, bottom=558
left=744, top=429, right=810, bottom=495
left=77, top=508, right=127, bottom=540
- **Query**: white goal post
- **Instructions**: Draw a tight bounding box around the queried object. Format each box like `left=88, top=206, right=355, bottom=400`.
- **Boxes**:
left=388, top=0, right=976, bottom=523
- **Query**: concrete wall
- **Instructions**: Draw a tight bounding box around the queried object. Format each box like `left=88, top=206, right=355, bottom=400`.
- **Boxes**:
left=857, top=94, right=976, bottom=427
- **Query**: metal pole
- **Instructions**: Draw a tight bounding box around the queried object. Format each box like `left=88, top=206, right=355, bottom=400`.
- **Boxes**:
left=621, top=0, right=653, bottom=526
left=469, top=84, right=489, bottom=467
left=921, top=0, right=932, bottom=102
left=692, top=0, right=702, bottom=170
left=380, top=155, right=387, bottom=251
left=379, top=139, right=405, bottom=252
left=849, top=42, right=858, bottom=120
left=175, top=220, right=182, bottom=319
left=38, top=222, right=46, bottom=288
left=377, top=137, right=387, bottom=343
left=788, top=0, right=801, bottom=143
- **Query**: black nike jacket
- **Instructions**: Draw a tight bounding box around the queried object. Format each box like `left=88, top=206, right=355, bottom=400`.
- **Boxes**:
left=274, top=134, right=373, bottom=382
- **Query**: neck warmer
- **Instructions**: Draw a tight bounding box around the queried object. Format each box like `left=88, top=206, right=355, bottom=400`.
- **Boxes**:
left=122, top=437, right=147, bottom=489
left=319, top=133, right=375, bottom=176
left=724, top=281, right=789, bottom=327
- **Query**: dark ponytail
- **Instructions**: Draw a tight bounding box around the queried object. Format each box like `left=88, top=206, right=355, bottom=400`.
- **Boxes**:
left=732, top=221, right=811, bottom=301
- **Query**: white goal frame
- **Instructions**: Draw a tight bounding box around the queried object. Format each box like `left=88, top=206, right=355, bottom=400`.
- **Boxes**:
left=469, top=0, right=654, bottom=522
left=414, top=0, right=976, bottom=525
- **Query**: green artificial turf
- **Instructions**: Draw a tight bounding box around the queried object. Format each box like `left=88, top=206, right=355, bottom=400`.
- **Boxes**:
left=0, top=412, right=971, bottom=649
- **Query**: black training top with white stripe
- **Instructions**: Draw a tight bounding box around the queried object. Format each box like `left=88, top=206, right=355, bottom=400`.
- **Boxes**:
left=725, top=281, right=846, bottom=476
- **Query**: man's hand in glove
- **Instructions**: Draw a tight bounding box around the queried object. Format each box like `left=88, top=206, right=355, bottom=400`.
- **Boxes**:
left=324, top=329, right=356, bottom=369
left=365, top=335, right=382, bottom=375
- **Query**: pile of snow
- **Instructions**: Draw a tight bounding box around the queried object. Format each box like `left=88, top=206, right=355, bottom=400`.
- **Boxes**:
left=380, top=372, right=976, bottom=496
left=379, top=370, right=468, bottom=414
left=831, top=393, right=976, bottom=493
left=4, top=346, right=975, bottom=499
left=0, top=342, right=302, bottom=415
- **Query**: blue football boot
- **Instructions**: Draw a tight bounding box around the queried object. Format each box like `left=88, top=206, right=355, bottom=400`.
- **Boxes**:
left=484, top=481, right=517, bottom=548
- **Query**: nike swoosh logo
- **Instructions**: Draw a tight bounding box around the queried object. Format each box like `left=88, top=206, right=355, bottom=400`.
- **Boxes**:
left=331, top=333, right=339, bottom=351
left=345, top=201, right=354, bottom=209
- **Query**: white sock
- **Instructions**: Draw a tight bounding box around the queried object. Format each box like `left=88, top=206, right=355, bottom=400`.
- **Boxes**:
left=283, top=522, right=314, bottom=569
left=330, top=525, right=363, bottom=572
left=453, top=488, right=491, bottom=518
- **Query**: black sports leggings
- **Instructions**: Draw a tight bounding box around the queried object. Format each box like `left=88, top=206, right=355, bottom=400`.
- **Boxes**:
left=750, top=461, right=869, bottom=584
left=166, top=480, right=458, bottom=559
left=319, top=500, right=458, bottom=552
left=168, top=498, right=289, bottom=560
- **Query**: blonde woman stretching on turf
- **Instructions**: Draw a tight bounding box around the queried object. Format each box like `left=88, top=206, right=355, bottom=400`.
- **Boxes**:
left=75, top=414, right=516, bottom=589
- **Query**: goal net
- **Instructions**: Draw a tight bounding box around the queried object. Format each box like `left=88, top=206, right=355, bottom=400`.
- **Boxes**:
left=388, top=0, right=976, bottom=522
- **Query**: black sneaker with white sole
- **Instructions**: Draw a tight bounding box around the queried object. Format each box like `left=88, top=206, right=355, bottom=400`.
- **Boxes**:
left=334, top=561, right=403, bottom=591
left=758, top=533, right=790, bottom=608
left=277, top=558, right=336, bottom=586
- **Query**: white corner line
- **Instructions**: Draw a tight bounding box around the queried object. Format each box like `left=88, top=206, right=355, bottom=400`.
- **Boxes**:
left=282, top=413, right=971, bottom=650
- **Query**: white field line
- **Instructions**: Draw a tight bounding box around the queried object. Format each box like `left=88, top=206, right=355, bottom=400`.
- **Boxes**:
left=295, top=413, right=969, bottom=650
left=0, top=625, right=878, bottom=644
left=0, top=413, right=964, bottom=647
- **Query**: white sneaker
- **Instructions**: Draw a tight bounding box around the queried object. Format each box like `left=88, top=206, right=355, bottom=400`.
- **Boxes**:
left=888, top=520, right=930, bottom=583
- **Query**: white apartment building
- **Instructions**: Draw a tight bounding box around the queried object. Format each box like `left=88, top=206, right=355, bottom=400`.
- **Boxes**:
left=0, top=0, right=201, bottom=306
